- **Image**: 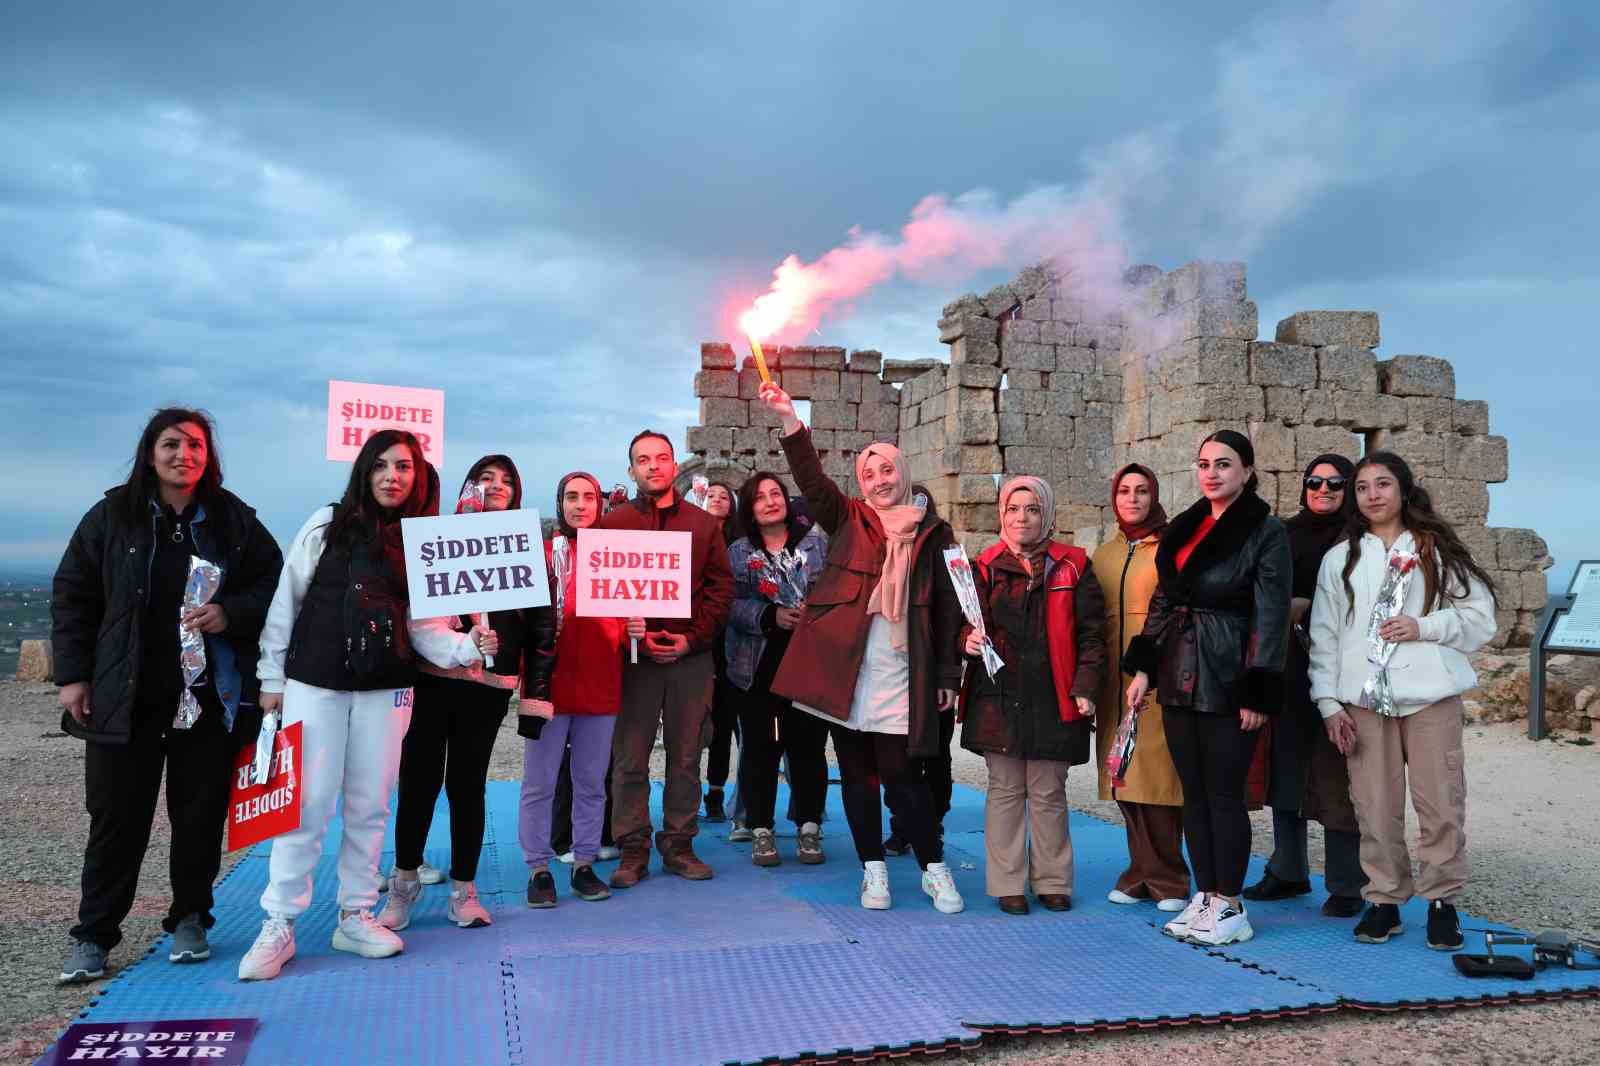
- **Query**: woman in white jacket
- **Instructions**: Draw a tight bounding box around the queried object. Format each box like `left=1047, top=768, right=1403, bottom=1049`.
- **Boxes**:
left=1307, top=451, right=1497, bottom=952
left=238, top=430, right=489, bottom=980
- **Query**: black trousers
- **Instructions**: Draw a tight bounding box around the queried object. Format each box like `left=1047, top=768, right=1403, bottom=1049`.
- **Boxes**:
left=888, top=708, right=955, bottom=840
left=393, top=674, right=507, bottom=882
left=735, top=686, right=829, bottom=831
left=1162, top=705, right=1261, bottom=897
left=830, top=725, right=942, bottom=869
left=705, top=676, right=741, bottom=791
left=73, top=694, right=234, bottom=950
left=552, top=747, right=615, bottom=854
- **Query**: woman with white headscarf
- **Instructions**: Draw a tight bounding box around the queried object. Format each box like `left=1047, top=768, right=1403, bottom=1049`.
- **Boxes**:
left=757, top=382, right=967, bottom=914
left=958, top=476, right=1106, bottom=915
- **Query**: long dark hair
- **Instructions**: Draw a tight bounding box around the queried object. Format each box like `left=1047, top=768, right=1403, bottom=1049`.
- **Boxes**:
left=460, top=454, right=522, bottom=512
left=1340, top=451, right=1498, bottom=620
left=737, top=472, right=798, bottom=547
left=707, top=479, right=743, bottom=544
left=121, top=407, right=224, bottom=526
left=324, top=429, right=432, bottom=550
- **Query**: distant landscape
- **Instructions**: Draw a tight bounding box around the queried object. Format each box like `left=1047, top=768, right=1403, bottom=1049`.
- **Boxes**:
left=0, top=573, right=52, bottom=677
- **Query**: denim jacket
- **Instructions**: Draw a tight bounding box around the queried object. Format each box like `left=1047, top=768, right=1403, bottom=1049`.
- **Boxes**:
left=723, top=525, right=827, bottom=691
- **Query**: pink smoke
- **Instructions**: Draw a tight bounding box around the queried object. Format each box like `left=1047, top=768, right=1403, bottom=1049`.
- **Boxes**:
left=728, top=186, right=1131, bottom=343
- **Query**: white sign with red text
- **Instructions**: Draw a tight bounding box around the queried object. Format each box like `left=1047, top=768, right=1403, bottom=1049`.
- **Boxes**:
left=327, top=379, right=444, bottom=466
left=575, top=528, right=692, bottom=618
left=401, top=508, right=552, bottom=619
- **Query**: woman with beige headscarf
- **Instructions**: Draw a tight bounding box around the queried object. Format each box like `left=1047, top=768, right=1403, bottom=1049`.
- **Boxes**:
left=958, top=476, right=1105, bottom=914
left=757, top=382, right=967, bottom=915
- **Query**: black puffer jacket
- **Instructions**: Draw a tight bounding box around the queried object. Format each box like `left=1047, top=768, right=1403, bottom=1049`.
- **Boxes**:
left=1124, top=492, right=1292, bottom=715
left=52, top=487, right=283, bottom=745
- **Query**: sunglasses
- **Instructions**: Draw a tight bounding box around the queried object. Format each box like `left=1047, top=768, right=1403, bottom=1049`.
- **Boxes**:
left=1304, top=476, right=1347, bottom=492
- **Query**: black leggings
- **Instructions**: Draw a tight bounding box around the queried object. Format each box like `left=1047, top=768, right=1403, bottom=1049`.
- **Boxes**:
left=706, top=676, right=740, bottom=791
left=393, top=674, right=508, bottom=882
left=1162, top=705, right=1261, bottom=897
left=736, top=687, right=829, bottom=831
left=888, top=707, right=954, bottom=839
left=830, top=725, right=942, bottom=868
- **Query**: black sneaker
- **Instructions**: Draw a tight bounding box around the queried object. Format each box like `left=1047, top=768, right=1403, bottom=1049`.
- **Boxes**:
left=882, top=833, right=910, bottom=857
left=1322, top=894, right=1365, bottom=919
left=526, top=870, right=557, bottom=909
left=570, top=865, right=612, bottom=902
left=703, top=789, right=727, bottom=823
left=1426, top=899, right=1463, bottom=951
left=1353, top=902, right=1403, bottom=943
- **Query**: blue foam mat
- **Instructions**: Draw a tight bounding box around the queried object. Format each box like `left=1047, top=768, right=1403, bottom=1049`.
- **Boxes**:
left=43, top=780, right=1600, bottom=1065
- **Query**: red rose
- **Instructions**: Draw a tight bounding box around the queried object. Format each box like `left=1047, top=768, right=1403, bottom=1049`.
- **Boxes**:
left=748, top=556, right=765, bottom=571
left=759, top=579, right=779, bottom=599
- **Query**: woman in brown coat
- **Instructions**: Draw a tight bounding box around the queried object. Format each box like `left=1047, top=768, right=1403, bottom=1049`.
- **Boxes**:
left=1091, top=464, right=1190, bottom=912
left=758, top=382, right=967, bottom=915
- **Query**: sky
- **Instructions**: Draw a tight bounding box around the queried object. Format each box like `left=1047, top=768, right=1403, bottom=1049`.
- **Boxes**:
left=2, top=1, right=1596, bottom=585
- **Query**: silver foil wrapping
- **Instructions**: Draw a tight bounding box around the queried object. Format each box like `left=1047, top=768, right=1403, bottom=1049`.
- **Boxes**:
left=1108, top=702, right=1141, bottom=789
left=174, top=557, right=224, bottom=729
left=550, top=534, right=570, bottom=638
left=1357, top=550, right=1419, bottom=717
left=250, top=708, right=282, bottom=785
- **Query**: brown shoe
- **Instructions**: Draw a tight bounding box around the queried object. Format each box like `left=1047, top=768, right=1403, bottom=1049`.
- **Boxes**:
left=998, top=895, right=1030, bottom=915
left=1038, top=894, right=1072, bottom=912
left=608, top=847, right=651, bottom=889
left=661, top=844, right=714, bottom=881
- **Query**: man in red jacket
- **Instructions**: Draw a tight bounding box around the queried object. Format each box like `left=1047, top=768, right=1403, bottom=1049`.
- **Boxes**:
left=600, top=430, right=734, bottom=885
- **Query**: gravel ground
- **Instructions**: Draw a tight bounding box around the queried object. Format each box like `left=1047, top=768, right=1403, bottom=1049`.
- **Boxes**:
left=4, top=678, right=1598, bottom=1065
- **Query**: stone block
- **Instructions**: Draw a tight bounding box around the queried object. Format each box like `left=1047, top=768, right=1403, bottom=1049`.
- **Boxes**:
left=1248, top=342, right=1317, bottom=388
left=749, top=403, right=785, bottom=429
left=1522, top=571, right=1549, bottom=612
left=1077, top=415, right=1113, bottom=454
left=1274, top=311, right=1380, bottom=349
left=694, top=369, right=739, bottom=398
left=1458, top=523, right=1498, bottom=567
left=951, top=336, right=1001, bottom=366
left=1003, top=341, right=1057, bottom=371
left=811, top=401, right=858, bottom=431
left=1494, top=527, right=1552, bottom=571
left=808, top=428, right=837, bottom=451
left=1117, top=398, right=1149, bottom=444
left=732, top=426, right=774, bottom=453
left=1055, top=346, right=1102, bottom=374
left=1453, top=399, right=1490, bottom=435
left=811, top=346, right=847, bottom=370
left=943, top=292, right=985, bottom=318
left=779, top=368, right=840, bottom=400
left=1248, top=420, right=1296, bottom=473
left=1155, top=337, right=1250, bottom=387
left=958, top=445, right=1005, bottom=474
left=1005, top=369, right=1046, bottom=391
left=1175, top=298, right=1259, bottom=341
left=1004, top=445, right=1054, bottom=477
left=949, top=364, right=1003, bottom=389
left=1489, top=571, right=1520, bottom=610
left=16, top=639, right=51, bottom=682
left=1148, top=388, right=1172, bottom=436
left=954, top=409, right=1000, bottom=444
left=1168, top=260, right=1248, bottom=304
left=858, top=402, right=901, bottom=436
left=1027, top=413, right=1074, bottom=449
left=845, top=349, right=882, bottom=374
left=1379, top=355, right=1456, bottom=398
left=1050, top=385, right=1086, bottom=418
left=699, top=397, right=748, bottom=427
left=983, top=283, right=1019, bottom=318
left=905, top=366, right=948, bottom=406
left=1295, top=425, right=1362, bottom=469
left=1001, top=387, right=1049, bottom=416
left=1446, top=434, right=1509, bottom=483
left=940, top=312, right=999, bottom=345
left=1005, top=320, right=1042, bottom=344
left=1083, top=371, right=1122, bottom=404
left=1074, top=323, right=1124, bottom=351
left=1406, top=396, right=1456, bottom=432
left=1426, top=477, right=1490, bottom=523
left=950, top=473, right=997, bottom=504
left=835, top=430, right=874, bottom=453
left=1274, top=474, right=1302, bottom=518
left=686, top=425, right=733, bottom=454
left=998, top=412, right=1029, bottom=445
left=1369, top=428, right=1448, bottom=470
left=701, top=342, right=737, bottom=370
left=883, top=358, right=943, bottom=385
left=1317, top=345, right=1379, bottom=391
left=1377, top=393, right=1409, bottom=428
left=1040, top=321, right=1074, bottom=345
left=1170, top=384, right=1266, bottom=425
left=1021, top=296, right=1053, bottom=321
left=736, top=368, right=767, bottom=400
left=1330, top=388, right=1381, bottom=430
left=838, top=371, right=866, bottom=404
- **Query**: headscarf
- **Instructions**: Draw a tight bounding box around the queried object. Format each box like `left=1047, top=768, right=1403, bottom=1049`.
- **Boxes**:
left=555, top=470, right=604, bottom=539
left=1285, top=452, right=1357, bottom=599
left=458, top=454, right=523, bottom=514
left=855, top=442, right=922, bottom=648
left=997, top=475, right=1055, bottom=573
left=1110, top=463, right=1168, bottom=542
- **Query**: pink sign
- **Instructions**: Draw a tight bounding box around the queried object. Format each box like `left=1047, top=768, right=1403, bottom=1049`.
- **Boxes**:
left=326, top=380, right=444, bottom=466
left=575, top=528, right=693, bottom=619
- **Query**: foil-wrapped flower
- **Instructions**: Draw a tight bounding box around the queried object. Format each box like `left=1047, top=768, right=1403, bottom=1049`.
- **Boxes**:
left=759, top=579, right=780, bottom=600
left=748, top=555, right=766, bottom=571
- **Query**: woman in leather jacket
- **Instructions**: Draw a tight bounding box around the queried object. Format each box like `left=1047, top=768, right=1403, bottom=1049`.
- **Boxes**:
left=1124, top=430, right=1292, bottom=948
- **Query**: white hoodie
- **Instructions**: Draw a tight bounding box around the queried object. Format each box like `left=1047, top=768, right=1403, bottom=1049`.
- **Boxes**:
left=257, top=506, right=481, bottom=694
left=1307, top=530, right=1497, bottom=719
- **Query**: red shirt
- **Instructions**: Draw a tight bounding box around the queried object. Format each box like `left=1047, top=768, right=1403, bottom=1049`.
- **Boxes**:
left=546, top=541, right=626, bottom=715
left=1175, top=515, right=1216, bottom=571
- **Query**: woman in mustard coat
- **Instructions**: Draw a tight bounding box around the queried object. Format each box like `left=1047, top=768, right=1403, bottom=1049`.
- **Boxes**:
left=1092, top=464, right=1189, bottom=911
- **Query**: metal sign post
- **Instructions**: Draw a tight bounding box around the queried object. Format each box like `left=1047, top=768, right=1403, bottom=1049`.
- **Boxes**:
left=1529, top=560, right=1600, bottom=740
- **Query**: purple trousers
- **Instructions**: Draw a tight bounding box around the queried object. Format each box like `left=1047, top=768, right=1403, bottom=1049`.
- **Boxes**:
left=519, top=714, right=617, bottom=870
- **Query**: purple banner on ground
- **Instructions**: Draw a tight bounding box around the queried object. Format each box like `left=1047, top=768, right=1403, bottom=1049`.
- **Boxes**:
left=50, top=1019, right=258, bottom=1063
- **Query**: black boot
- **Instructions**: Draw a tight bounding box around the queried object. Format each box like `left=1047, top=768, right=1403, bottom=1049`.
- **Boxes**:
left=703, top=788, right=727, bottom=823
left=1241, top=870, right=1312, bottom=901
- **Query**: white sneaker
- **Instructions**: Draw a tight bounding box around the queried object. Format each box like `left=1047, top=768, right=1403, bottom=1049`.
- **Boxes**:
left=1163, top=892, right=1210, bottom=939
left=1157, top=897, right=1189, bottom=913
left=556, top=852, right=575, bottom=865
left=417, top=862, right=446, bottom=885
left=921, top=862, right=965, bottom=914
left=1189, top=900, right=1254, bottom=946
left=860, top=860, right=892, bottom=910
left=237, top=918, right=295, bottom=981
left=596, top=845, right=622, bottom=861
left=1107, top=888, right=1145, bottom=905
left=378, top=875, right=422, bottom=931
left=448, top=883, right=492, bottom=928
left=332, top=909, right=404, bottom=959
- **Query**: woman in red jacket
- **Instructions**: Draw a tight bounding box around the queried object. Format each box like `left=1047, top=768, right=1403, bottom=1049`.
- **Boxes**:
left=517, top=471, right=627, bottom=907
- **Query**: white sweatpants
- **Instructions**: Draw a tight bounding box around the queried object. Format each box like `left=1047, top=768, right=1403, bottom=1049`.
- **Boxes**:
left=260, top=679, right=414, bottom=918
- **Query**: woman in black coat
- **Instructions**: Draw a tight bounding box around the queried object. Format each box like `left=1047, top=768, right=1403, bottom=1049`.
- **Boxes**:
left=52, top=408, right=283, bottom=984
left=1124, top=429, right=1292, bottom=948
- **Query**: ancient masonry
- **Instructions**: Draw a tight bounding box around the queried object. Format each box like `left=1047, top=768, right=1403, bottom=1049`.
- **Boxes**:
left=682, top=260, right=1551, bottom=650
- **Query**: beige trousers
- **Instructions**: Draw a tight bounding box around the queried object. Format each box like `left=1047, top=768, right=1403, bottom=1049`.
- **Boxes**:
left=983, top=752, right=1073, bottom=897
left=1344, top=695, right=1467, bottom=905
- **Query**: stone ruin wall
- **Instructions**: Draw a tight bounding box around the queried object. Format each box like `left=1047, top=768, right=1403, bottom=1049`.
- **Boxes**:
left=683, top=260, right=1553, bottom=665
